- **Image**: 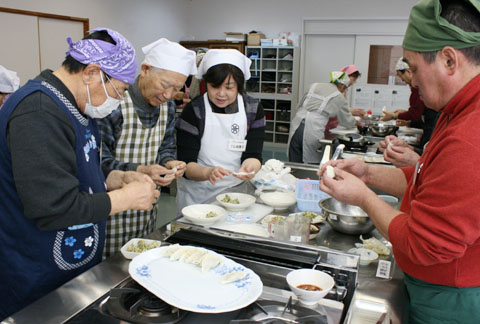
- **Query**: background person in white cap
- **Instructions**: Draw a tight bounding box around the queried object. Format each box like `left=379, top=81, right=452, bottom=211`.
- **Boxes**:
left=378, top=57, right=439, bottom=167
left=98, top=38, right=197, bottom=258
left=0, top=65, right=20, bottom=109
left=175, top=49, right=265, bottom=211
left=288, top=71, right=356, bottom=164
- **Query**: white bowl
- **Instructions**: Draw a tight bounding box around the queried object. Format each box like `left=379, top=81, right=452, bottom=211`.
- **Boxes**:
left=260, top=192, right=296, bottom=210
left=216, top=193, right=256, bottom=211
left=181, top=204, right=226, bottom=225
left=120, top=238, right=161, bottom=259
left=260, top=214, right=286, bottom=225
left=348, top=248, right=379, bottom=265
left=286, top=269, right=335, bottom=306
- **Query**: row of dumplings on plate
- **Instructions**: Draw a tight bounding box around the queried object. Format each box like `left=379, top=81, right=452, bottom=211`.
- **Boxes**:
left=160, top=244, right=248, bottom=284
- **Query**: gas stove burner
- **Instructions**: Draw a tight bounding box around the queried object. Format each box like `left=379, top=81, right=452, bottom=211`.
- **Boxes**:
left=343, top=145, right=368, bottom=153
left=232, top=299, right=328, bottom=324
left=136, top=295, right=171, bottom=316
left=102, top=281, right=187, bottom=324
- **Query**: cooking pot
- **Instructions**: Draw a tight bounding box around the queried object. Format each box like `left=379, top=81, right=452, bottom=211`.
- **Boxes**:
left=319, top=197, right=375, bottom=235
left=369, top=122, right=398, bottom=137
left=336, top=133, right=368, bottom=149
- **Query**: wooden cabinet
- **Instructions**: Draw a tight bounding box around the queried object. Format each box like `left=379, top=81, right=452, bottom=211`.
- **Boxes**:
left=180, top=40, right=245, bottom=54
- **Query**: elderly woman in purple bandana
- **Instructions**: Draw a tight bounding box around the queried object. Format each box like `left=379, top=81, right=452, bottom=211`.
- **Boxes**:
left=0, top=28, right=160, bottom=319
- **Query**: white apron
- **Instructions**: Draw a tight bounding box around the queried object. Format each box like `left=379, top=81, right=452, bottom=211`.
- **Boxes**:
left=288, top=83, right=342, bottom=163
left=177, top=94, right=247, bottom=212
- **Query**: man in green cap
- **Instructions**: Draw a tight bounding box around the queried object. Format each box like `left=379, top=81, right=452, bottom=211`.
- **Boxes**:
left=317, top=0, right=480, bottom=323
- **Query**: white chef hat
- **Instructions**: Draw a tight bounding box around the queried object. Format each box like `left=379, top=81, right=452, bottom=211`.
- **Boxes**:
left=142, top=38, right=197, bottom=76
left=395, top=57, right=410, bottom=71
left=0, top=65, right=20, bottom=93
left=196, top=49, right=251, bottom=80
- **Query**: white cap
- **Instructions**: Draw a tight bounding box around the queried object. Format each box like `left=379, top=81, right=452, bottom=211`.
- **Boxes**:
left=395, top=57, right=410, bottom=71
left=142, top=38, right=197, bottom=76
left=196, top=49, right=251, bottom=80
left=0, top=65, right=20, bottom=93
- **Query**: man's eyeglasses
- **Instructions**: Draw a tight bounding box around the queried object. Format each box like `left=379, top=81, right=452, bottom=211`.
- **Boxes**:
left=104, top=74, right=124, bottom=100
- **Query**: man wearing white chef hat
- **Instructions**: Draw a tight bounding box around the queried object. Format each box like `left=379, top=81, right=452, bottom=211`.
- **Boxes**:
left=175, top=49, right=265, bottom=211
left=0, top=65, right=20, bottom=109
left=98, top=38, right=197, bottom=257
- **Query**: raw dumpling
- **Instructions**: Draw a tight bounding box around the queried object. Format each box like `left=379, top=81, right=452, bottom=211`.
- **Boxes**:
left=221, top=270, right=248, bottom=284
left=201, top=253, right=224, bottom=273
left=325, top=165, right=336, bottom=179
left=160, top=244, right=181, bottom=257
left=170, top=246, right=191, bottom=261
left=185, top=248, right=208, bottom=265
left=178, top=247, right=197, bottom=262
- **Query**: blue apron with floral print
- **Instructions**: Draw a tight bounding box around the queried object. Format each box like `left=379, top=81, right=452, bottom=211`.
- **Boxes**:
left=0, top=80, right=106, bottom=319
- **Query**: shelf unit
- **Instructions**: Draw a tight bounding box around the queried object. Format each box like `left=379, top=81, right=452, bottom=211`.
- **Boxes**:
left=245, top=46, right=300, bottom=145
left=180, top=40, right=246, bottom=54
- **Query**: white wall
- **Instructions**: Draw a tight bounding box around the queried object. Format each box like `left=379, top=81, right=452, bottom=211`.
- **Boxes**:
left=1, top=0, right=418, bottom=83
left=183, top=0, right=418, bottom=40
left=1, top=0, right=190, bottom=73
left=0, top=0, right=421, bottom=48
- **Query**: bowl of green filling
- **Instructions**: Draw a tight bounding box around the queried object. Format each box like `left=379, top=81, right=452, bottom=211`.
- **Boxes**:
left=182, top=204, right=226, bottom=225
left=216, top=193, right=256, bottom=211
left=121, top=238, right=161, bottom=259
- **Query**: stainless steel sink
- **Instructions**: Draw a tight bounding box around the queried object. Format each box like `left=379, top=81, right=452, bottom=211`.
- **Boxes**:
left=344, top=295, right=392, bottom=324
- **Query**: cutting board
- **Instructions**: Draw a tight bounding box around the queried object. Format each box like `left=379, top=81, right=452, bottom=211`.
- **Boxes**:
left=177, top=203, right=274, bottom=228
left=212, top=203, right=274, bottom=226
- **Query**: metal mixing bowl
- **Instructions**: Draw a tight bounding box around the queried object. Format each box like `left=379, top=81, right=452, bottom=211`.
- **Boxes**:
left=370, top=123, right=398, bottom=137
left=319, top=198, right=375, bottom=235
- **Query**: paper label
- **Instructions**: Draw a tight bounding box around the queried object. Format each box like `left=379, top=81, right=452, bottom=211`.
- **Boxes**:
left=228, top=139, right=247, bottom=152
left=376, top=259, right=392, bottom=279
left=330, top=214, right=338, bottom=221
left=289, top=235, right=302, bottom=242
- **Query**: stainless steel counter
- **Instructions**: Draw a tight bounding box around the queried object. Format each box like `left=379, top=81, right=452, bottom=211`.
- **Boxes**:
left=3, top=162, right=405, bottom=324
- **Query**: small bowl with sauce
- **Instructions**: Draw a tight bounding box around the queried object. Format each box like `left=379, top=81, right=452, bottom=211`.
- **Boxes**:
left=286, top=269, right=335, bottom=306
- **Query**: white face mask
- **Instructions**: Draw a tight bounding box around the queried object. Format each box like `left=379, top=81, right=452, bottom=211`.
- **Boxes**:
left=84, top=71, right=122, bottom=119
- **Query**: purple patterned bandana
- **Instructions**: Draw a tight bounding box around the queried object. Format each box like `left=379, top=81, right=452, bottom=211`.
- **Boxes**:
left=66, top=27, right=137, bottom=84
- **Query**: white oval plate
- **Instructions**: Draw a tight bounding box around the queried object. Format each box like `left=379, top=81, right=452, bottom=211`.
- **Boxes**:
left=129, top=246, right=263, bottom=313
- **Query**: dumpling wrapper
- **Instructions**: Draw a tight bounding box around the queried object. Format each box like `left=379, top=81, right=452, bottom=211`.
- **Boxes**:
left=325, top=165, right=336, bottom=178
left=160, top=243, right=181, bottom=257
left=221, top=270, right=248, bottom=284
left=201, top=253, right=224, bottom=273
left=185, top=248, right=208, bottom=265
left=178, top=247, right=197, bottom=262
left=170, top=246, right=191, bottom=261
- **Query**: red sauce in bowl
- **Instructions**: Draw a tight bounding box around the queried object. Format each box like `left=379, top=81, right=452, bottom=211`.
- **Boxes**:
left=297, top=284, right=323, bottom=291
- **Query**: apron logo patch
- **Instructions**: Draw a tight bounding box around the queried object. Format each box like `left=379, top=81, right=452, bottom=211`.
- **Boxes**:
left=231, top=123, right=240, bottom=134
